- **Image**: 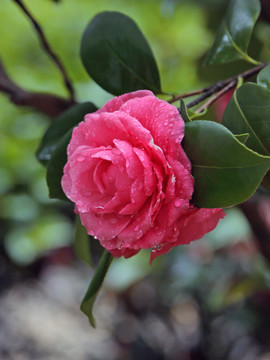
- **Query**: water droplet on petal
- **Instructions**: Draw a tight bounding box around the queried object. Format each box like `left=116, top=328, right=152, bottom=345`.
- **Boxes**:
left=151, top=244, right=162, bottom=253
left=117, top=241, right=124, bottom=250
left=77, top=156, right=85, bottom=162
left=95, top=205, right=104, bottom=210
left=174, top=198, right=183, bottom=208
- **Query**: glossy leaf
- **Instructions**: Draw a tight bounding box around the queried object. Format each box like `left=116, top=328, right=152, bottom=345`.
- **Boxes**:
left=183, top=121, right=270, bottom=208
left=257, top=64, right=270, bottom=90
left=81, top=250, right=113, bottom=327
left=180, top=100, right=192, bottom=123
left=46, top=130, right=72, bottom=201
left=204, top=0, right=260, bottom=65
left=223, top=81, right=270, bottom=190
left=80, top=11, right=161, bottom=95
left=74, top=216, right=92, bottom=267
left=37, top=102, right=97, bottom=165
left=179, top=99, right=207, bottom=123
left=234, top=133, right=249, bottom=144
left=223, top=83, right=270, bottom=156
left=257, top=67, right=270, bottom=188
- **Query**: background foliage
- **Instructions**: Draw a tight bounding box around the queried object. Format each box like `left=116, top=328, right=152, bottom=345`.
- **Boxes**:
left=2, top=0, right=270, bottom=359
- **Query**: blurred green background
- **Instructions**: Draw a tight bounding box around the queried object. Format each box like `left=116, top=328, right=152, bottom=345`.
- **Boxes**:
left=0, top=0, right=221, bottom=266
left=2, top=1, right=270, bottom=359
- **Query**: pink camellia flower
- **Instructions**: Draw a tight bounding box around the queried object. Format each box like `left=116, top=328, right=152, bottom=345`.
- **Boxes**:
left=62, top=90, right=225, bottom=262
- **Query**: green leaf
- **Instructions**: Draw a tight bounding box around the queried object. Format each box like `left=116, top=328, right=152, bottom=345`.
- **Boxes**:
left=189, top=108, right=207, bottom=120
left=257, top=64, right=270, bottom=90
left=223, top=83, right=270, bottom=156
left=257, top=67, right=270, bottom=188
left=81, top=250, right=113, bottom=327
left=223, top=80, right=270, bottom=190
left=204, top=0, right=260, bottom=65
left=37, top=102, right=97, bottom=166
left=80, top=11, right=161, bottom=95
left=180, top=99, right=192, bottom=123
left=179, top=99, right=207, bottom=123
left=46, top=130, right=72, bottom=201
left=74, top=216, right=92, bottom=267
left=183, top=121, right=270, bottom=208
left=234, top=133, right=249, bottom=144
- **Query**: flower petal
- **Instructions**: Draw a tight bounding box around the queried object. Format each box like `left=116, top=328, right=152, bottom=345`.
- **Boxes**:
left=97, top=90, right=154, bottom=113
left=120, top=95, right=184, bottom=157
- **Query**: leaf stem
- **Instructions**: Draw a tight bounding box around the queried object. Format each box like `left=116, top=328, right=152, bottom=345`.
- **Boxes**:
left=80, top=250, right=113, bottom=327
left=13, top=0, right=75, bottom=101
left=242, top=54, right=261, bottom=66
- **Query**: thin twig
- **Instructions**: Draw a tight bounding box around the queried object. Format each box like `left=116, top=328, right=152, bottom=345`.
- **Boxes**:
left=186, top=63, right=267, bottom=109
left=195, top=81, right=236, bottom=114
left=239, top=195, right=270, bottom=265
left=185, top=81, right=228, bottom=109
left=0, top=58, right=74, bottom=117
left=171, top=62, right=268, bottom=111
left=13, top=0, right=75, bottom=101
left=168, top=88, right=208, bottom=104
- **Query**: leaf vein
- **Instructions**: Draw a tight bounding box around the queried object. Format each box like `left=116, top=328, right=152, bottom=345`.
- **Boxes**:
left=233, top=92, right=269, bottom=155
left=193, top=163, right=268, bottom=170
left=98, top=31, right=160, bottom=92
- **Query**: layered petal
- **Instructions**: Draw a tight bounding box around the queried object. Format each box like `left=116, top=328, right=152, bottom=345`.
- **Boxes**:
left=62, top=91, right=225, bottom=264
left=120, top=95, right=184, bottom=158
left=150, top=208, right=226, bottom=262
left=97, top=90, right=153, bottom=114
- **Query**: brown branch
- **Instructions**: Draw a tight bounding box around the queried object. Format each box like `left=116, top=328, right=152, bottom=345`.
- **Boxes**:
left=185, top=63, right=267, bottom=109
left=239, top=195, right=270, bottom=264
left=13, top=0, right=75, bottom=101
left=0, top=59, right=74, bottom=117
left=170, top=63, right=268, bottom=112
left=261, top=0, right=270, bottom=24
left=195, top=81, right=236, bottom=114
left=168, top=88, right=207, bottom=104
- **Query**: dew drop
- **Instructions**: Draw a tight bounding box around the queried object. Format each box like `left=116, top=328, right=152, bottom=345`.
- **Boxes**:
left=117, top=241, right=124, bottom=250
left=77, top=156, right=85, bottom=162
left=95, top=205, right=104, bottom=210
left=151, top=244, right=162, bottom=253
left=174, top=198, right=182, bottom=208
left=183, top=219, right=189, bottom=227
